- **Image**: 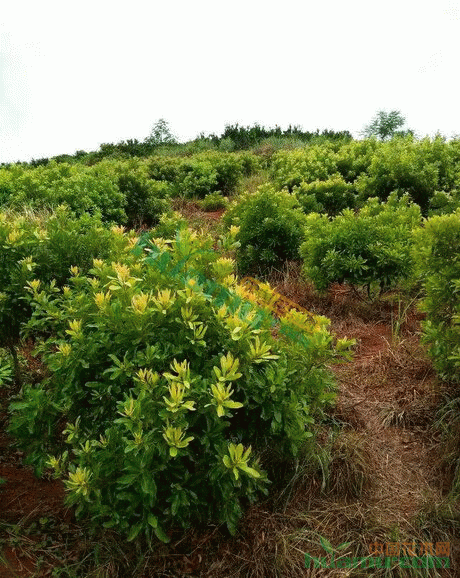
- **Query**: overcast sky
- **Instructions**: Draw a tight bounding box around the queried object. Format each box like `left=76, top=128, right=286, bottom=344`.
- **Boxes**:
left=1, top=0, right=459, bottom=163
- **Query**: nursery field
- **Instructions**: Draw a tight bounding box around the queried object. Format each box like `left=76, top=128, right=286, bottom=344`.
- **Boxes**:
left=1, top=132, right=460, bottom=577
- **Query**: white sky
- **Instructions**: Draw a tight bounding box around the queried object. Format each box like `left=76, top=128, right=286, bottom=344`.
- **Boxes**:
left=1, top=0, right=459, bottom=163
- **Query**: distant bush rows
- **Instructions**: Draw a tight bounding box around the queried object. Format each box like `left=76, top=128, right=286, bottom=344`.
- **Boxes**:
left=4, top=134, right=460, bottom=306
left=2, top=135, right=460, bottom=226
left=271, top=136, right=460, bottom=214
left=0, top=152, right=261, bottom=226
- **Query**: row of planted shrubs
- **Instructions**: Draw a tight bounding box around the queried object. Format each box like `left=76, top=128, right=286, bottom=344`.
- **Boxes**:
left=0, top=151, right=261, bottom=226
left=1, top=208, right=352, bottom=542
left=225, top=183, right=460, bottom=498
left=271, top=136, right=460, bottom=215
left=224, top=181, right=460, bottom=392
left=224, top=185, right=421, bottom=289
left=216, top=135, right=460, bottom=280
left=5, top=136, right=460, bottom=229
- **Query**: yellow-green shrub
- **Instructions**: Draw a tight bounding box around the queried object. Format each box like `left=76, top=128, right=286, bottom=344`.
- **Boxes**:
left=0, top=207, right=132, bottom=351
left=9, top=227, right=352, bottom=541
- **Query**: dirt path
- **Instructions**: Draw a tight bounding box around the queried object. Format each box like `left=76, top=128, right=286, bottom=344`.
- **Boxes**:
left=333, top=323, right=439, bottom=525
left=269, top=271, right=459, bottom=573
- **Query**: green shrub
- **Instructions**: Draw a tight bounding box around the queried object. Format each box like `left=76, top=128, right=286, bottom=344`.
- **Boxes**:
left=9, top=227, right=352, bottom=541
left=354, top=136, right=454, bottom=212
left=414, top=211, right=460, bottom=381
left=0, top=349, right=13, bottom=387
left=2, top=162, right=126, bottom=223
left=223, top=185, right=307, bottom=275
left=152, top=211, right=188, bottom=239
left=218, top=137, right=235, bottom=152
left=54, top=172, right=126, bottom=223
left=235, top=151, right=262, bottom=177
left=0, top=207, right=132, bottom=350
left=179, top=159, right=218, bottom=197
left=146, top=156, right=183, bottom=183
left=334, top=139, right=380, bottom=183
left=427, top=190, right=460, bottom=216
left=200, top=192, right=228, bottom=212
left=117, top=174, right=171, bottom=227
left=271, top=144, right=338, bottom=191
left=0, top=153, right=257, bottom=223
left=144, top=152, right=258, bottom=199
left=300, top=193, right=421, bottom=296
left=293, top=174, right=356, bottom=216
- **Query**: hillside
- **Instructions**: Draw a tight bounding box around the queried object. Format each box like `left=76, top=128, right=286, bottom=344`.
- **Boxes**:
left=1, top=133, right=460, bottom=577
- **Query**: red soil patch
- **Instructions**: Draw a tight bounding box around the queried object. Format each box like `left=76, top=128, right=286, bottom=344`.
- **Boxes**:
left=1, top=548, right=36, bottom=578
left=202, top=209, right=226, bottom=221
left=0, top=464, right=66, bottom=524
left=0, top=380, right=69, bottom=577
left=353, top=322, right=391, bottom=359
left=177, top=201, right=226, bottom=223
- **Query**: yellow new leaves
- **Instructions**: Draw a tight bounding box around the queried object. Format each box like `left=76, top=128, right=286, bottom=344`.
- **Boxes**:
left=119, top=397, right=136, bottom=418
left=152, top=288, right=175, bottom=314
left=164, top=383, right=196, bottom=413
left=163, top=359, right=196, bottom=414
left=180, top=306, right=199, bottom=328
left=216, top=225, right=240, bottom=252
left=161, top=353, right=245, bottom=422
left=6, top=229, right=21, bottom=245
left=160, top=360, right=196, bottom=457
left=280, top=308, right=329, bottom=334
left=135, top=368, right=159, bottom=390
left=110, top=225, right=125, bottom=236
left=164, top=359, right=191, bottom=388
left=27, top=279, right=41, bottom=294
left=107, top=263, right=141, bottom=291
left=209, top=353, right=243, bottom=418
left=210, top=383, right=243, bottom=417
left=94, top=291, right=111, bottom=310
left=213, top=351, right=242, bottom=383
left=223, top=443, right=260, bottom=481
left=57, top=343, right=72, bottom=357
left=178, top=303, right=208, bottom=346
left=131, top=292, right=150, bottom=314
left=66, top=319, right=83, bottom=339
left=248, top=336, right=279, bottom=364
left=223, top=312, right=249, bottom=341
left=64, top=467, right=92, bottom=498
left=162, top=426, right=194, bottom=458
left=19, top=255, right=35, bottom=273
left=212, top=257, right=235, bottom=282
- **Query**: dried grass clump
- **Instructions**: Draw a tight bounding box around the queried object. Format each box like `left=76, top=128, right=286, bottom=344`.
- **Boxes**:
left=324, top=431, right=375, bottom=500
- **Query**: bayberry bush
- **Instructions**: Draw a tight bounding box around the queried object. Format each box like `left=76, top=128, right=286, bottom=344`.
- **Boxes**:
left=414, top=211, right=460, bottom=382
left=9, top=227, right=352, bottom=541
left=0, top=207, right=132, bottom=352
left=271, top=143, right=339, bottom=191
left=293, top=174, right=356, bottom=216
left=300, top=193, right=421, bottom=296
left=223, top=185, right=307, bottom=275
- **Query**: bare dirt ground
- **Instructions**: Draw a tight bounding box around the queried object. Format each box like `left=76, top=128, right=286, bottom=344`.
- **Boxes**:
left=1, top=259, right=459, bottom=577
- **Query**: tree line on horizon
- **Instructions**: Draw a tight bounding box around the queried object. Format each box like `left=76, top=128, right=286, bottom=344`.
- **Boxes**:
left=1, top=110, right=414, bottom=169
